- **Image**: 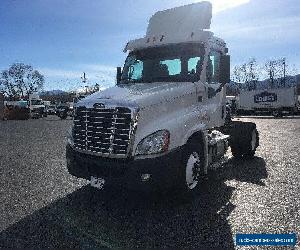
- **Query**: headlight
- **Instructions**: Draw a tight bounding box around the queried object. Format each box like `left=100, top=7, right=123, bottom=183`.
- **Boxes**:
left=67, top=126, right=74, bottom=146
left=135, top=130, right=170, bottom=156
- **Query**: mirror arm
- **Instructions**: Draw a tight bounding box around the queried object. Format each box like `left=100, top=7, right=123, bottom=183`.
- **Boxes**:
left=215, top=82, right=227, bottom=94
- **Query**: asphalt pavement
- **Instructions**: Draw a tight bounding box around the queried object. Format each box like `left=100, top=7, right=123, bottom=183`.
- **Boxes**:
left=0, top=116, right=299, bottom=248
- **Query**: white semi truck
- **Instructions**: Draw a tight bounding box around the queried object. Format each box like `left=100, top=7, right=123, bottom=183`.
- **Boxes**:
left=237, top=87, right=298, bottom=117
left=66, top=2, right=259, bottom=194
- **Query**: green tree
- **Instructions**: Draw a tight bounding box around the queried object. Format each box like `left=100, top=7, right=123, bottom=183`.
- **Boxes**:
left=0, top=63, right=44, bottom=100
left=232, top=58, right=259, bottom=91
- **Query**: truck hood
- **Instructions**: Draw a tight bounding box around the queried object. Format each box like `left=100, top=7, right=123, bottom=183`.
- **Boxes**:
left=78, top=82, right=195, bottom=109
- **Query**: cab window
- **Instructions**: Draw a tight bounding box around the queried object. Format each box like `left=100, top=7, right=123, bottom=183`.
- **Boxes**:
left=160, top=59, right=181, bottom=76
left=188, top=56, right=202, bottom=74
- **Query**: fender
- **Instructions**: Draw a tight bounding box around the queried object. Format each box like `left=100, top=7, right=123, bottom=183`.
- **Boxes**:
left=182, top=123, right=209, bottom=175
left=133, top=113, right=209, bottom=172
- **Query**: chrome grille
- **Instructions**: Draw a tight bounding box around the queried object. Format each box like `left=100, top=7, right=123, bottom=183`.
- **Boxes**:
left=73, top=106, right=132, bottom=157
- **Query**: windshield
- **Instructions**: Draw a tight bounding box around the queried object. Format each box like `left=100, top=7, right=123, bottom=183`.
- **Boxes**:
left=120, top=43, right=205, bottom=84
left=31, top=100, right=42, bottom=105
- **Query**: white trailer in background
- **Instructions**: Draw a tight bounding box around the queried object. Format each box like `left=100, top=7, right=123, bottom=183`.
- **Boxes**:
left=237, top=87, right=298, bottom=116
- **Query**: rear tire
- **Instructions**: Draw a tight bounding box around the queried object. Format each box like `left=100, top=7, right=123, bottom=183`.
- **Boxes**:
left=229, top=122, right=259, bottom=159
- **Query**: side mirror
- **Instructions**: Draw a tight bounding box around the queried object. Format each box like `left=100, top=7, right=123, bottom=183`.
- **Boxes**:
left=116, top=67, right=122, bottom=84
left=220, top=55, right=230, bottom=85
left=215, top=55, right=230, bottom=93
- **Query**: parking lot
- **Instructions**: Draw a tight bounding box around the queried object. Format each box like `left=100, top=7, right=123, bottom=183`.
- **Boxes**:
left=0, top=116, right=299, bottom=248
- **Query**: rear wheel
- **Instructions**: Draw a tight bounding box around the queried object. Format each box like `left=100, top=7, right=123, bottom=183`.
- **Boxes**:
left=229, top=122, right=259, bottom=159
left=243, top=128, right=258, bottom=158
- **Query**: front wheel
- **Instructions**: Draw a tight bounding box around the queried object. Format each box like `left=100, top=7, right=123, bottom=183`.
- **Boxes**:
left=179, top=138, right=206, bottom=195
left=185, top=151, right=201, bottom=190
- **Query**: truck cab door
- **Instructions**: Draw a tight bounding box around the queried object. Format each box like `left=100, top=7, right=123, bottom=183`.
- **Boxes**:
left=196, top=50, right=228, bottom=128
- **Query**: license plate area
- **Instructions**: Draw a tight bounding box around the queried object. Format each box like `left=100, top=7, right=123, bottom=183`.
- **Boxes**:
left=88, top=163, right=127, bottom=178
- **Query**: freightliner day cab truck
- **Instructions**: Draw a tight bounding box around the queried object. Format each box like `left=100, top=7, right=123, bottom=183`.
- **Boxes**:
left=66, top=2, right=259, bottom=194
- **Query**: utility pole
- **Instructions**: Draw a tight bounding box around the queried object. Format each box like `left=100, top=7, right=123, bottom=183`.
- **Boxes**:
left=81, top=72, right=87, bottom=84
left=269, top=68, right=273, bottom=89
left=283, top=58, right=286, bottom=88
left=81, top=72, right=88, bottom=94
left=249, top=61, right=253, bottom=91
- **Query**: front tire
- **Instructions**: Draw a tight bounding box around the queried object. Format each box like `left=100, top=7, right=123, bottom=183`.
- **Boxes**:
left=179, top=138, right=205, bottom=195
left=185, top=151, right=201, bottom=190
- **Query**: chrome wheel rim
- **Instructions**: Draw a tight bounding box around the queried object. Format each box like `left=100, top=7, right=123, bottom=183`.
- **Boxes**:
left=185, top=152, right=200, bottom=190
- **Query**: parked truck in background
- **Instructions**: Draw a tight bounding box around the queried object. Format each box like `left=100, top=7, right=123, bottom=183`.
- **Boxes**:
left=56, top=101, right=74, bottom=119
left=237, top=87, right=298, bottom=117
left=46, top=105, right=57, bottom=115
left=28, top=93, right=47, bottom=118
left=66, top=2, right=259, bottom=194
left=3, top=100, right=30, bottom=120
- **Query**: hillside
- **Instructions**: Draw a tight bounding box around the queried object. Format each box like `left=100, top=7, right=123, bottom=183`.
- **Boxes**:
left=227, top=74, right=300, bottom=95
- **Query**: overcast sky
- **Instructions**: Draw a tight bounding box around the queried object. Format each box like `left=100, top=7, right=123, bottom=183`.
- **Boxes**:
left=0, top=0, right=299, bottom=91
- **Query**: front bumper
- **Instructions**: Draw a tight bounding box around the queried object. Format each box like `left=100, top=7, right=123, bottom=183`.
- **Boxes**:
left=66, top=144, right=183, bottom=190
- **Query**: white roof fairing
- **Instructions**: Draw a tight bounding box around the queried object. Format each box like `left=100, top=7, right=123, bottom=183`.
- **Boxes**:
left=124, top=2, right=215, bottom=52
left=146, top=2, right=212, bottom=37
